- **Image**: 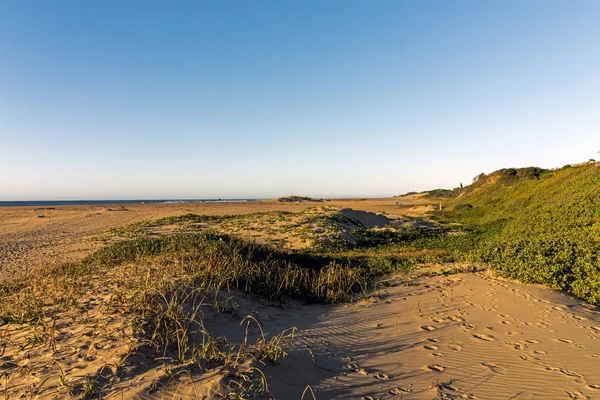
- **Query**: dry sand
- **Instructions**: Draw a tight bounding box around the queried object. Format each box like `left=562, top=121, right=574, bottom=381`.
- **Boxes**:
left=4, top=269, right=599, bottom=399
left=0, top=195, right=431, bottom=283
left=258, top=271, right=600, bottom=399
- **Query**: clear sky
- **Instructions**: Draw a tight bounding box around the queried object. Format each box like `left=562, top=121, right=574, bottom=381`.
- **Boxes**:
left=1, top=1, right=599, bottom=200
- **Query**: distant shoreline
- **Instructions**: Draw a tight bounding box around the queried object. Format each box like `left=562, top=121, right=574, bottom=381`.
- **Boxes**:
left=0, top=199, right=260, bottom=207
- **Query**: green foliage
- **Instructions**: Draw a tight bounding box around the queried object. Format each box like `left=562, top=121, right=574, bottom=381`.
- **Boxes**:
left=277, top=196, right=323, bottom=203
left=425, top=188, right=460, bottom=198
left=429, top=163, right=600, bottom=305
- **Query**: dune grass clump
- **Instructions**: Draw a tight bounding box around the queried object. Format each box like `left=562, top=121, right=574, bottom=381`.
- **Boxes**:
left=0, top=232, right=378, bottom=398
left=0, top=232, right=370, bottom=327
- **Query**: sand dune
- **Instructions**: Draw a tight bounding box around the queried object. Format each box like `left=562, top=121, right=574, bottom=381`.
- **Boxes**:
left=0, top=196, right=432, bottom=283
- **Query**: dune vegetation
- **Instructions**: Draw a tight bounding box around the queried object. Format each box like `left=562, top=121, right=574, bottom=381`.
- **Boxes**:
left=0, top=209, right=457, bottom=398
left=420, top=162, right=600, bottom=305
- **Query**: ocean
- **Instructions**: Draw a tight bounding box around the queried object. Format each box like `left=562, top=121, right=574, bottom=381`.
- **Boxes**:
left=0, top=199, right=259, bottom=207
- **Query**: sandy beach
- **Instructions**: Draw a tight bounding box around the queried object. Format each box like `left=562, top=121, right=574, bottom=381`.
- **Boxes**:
left=2, top=198, right=599, bottom=399
left=0, top=196, right=430, bottom=283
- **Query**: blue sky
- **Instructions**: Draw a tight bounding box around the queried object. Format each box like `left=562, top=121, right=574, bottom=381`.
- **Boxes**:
left=1, top=1, right=599, bottom=200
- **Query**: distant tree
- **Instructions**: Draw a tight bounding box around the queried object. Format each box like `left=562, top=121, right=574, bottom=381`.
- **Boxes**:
left=473, top=173, right=486, bottom=183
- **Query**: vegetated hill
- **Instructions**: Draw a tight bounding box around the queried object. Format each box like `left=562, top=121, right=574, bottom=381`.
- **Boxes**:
left=458, top=166, right=549, bottom=198
left=425, top=188, right=461, bottom=199
left=436, top=162, right=600, bottom=304
left=277, top=195, right=324, bottom=203
left=423, top=167, right=548, bottom=200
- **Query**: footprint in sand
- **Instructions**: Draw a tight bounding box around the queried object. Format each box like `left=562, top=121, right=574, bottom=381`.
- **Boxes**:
left=591, top=327, right=600, bottom=332
left=482, top=362, right=506, bottom=375
left=525, top=339, right=540, bottom=344
left=509, top=342, right=528, bottom=350
left=448, top=344, right=462, bottom=351
left=428, top=338, right=440, bottom=343
left=545, top=366, right=583, bottom=378
left=449, top=315, right=463, bottom=322
left=472, top=333, right=495, bottom=341
left=421, top=325, right=436, bottom=331
left=591, top=354, right=600, bottom=359
left=558, top=338, right=573, bottom=344
left=389, top=387, right=412, bottom=395
left=424, top=364, right=445, bottom=372
left=565, top=390, right=589, bottom=399
left=374, top=373, right=392, bottom=380
left=345, top=363, right=360, bottom=371
left=501, top=320, right=511, bottom=324
left=424, top=345, right=439, bottom=350
left=532, top=350, right=548, bottom=355
left=432, top=352, right=444, bottom=357
left=437, top=382, right=460, bottom=395
left=589, top=384, right=600, bottom=390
